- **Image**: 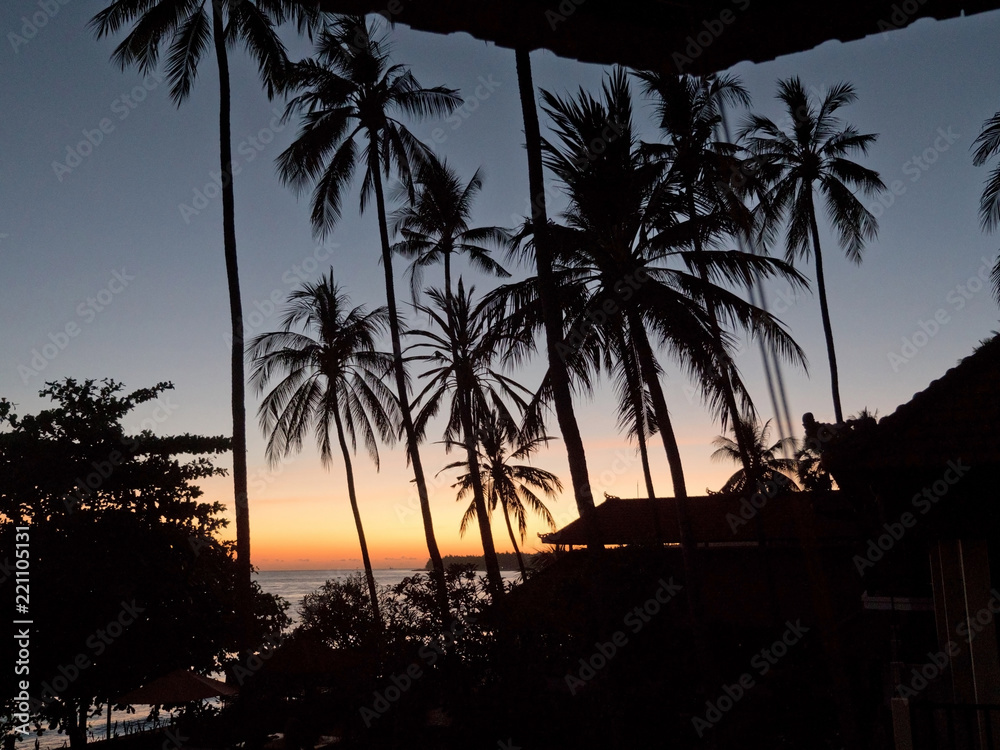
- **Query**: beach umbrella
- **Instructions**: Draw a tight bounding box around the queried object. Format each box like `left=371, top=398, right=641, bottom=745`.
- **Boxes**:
left=114, top=669, right=237, bottom=705
left=262, top=633, right=374, bottom=676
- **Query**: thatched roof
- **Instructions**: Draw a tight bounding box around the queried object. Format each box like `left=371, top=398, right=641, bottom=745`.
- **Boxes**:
left=318, top=0, right=1000, bottom=75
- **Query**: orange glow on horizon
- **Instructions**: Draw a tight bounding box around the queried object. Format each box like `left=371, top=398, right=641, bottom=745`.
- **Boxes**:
left=202, top=425, right=740, bottom=571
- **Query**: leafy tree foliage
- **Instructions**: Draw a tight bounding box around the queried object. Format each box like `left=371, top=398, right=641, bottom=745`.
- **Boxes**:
left=0, top=380, right=287, bottom=748
left=298, top=567, right=496, bottom=668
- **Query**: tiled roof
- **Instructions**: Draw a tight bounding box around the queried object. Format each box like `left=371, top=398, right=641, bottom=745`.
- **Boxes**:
left=540, top=491, right=859, bottom=547
left=823, top=334, right=1000, bottom=473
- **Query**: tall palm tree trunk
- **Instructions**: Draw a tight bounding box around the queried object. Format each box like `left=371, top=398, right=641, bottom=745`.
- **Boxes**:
left=368, top=145, right=451, bottom=624
left=629, top=313, right=715, bottom=691
left=635, top=425, right=656, bottom=500
left=501, top=501, right=529, bottom=580
left=212, top=5, right=251, bottom=645
left=331, top=397, right=383, bottom=630
left=515, top=47, right=599, bottom=549
left=622, top=339, right=657, bottom=501
left=629, top=319, right=688, bottom=505
left=457, top=383, right=505, bottom=599
left=618, top=325, right=661, bottom=548
left=443, top=249, right=453, bottom=302
left=808, top=208, right=844, bottom=424
left=687, top=190, right=756, bottom=484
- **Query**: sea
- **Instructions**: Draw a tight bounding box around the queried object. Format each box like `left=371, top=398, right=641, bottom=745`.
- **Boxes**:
left=256, top=567, right=434, bottom=624
left=13, top=569, right=516, bottom=749
left=257, top=568, right=521, bottom=624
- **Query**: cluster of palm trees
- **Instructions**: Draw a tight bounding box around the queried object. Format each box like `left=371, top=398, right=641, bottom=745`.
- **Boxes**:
left=91, top=5, right=886, bottom=630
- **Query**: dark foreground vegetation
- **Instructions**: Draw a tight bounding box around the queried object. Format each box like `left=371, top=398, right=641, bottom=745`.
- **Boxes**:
left=423, top=553, right=538, bottom=571
left=148, top=550, right=867, bottom=749
left=0, top=380, right=858, bottom=750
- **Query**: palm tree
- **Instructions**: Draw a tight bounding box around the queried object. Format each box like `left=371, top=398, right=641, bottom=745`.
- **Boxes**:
left=391, top=154, right=510, bottom=303
left=530, top=69, right=692, bottom=501
left=971, top=109, right=1000, bottom=302
left=636, top=72, right=765, bottom=483
left=741, top=77, right=886, bottom=424
left=514, top=47, right=601, bottom=549
left=445, top=410, right=560, bottom=580
left=529, top=69, right=804, bottom=502
left=90, top=0, right=311, bottom=639
left=609, top=335, right=659, bottom=502
left=711, top=417, right=799, bottom=494
left=276, top=15, right=461, bottom=621
left=794, top=442, right=834, bottom=492
left=247, top=272, right=398, bottom=631
left=409, top=282, right=533, bottom=600
left=489, top=73, right=804, bottom=687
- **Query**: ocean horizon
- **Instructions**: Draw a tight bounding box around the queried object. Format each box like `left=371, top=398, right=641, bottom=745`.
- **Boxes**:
left=254, top=568, right=433, bottom=622
left=255, top=568, right=520, bottom=624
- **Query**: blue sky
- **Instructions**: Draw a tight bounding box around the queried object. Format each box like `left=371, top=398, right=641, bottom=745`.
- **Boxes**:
left=3, top=3, right=1000, bottom=567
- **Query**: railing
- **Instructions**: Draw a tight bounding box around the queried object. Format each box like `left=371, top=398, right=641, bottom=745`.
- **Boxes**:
left=911, top=702, right=1000, bottom=749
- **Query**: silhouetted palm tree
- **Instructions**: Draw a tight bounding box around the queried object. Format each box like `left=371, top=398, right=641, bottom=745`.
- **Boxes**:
left=445, top=411, right=560, bottom=580
left=971, top=109, right=1000, bottom=302
left=409, top=282, right=533, bottom=599
left=711, top=417, right=799, bottom=494
left=490, top=74, right=804, bottom=684
left=499, top=70, right=804, bottom=503
left=391, top=155, right=510, bottom=303
left=794, top=443, right=834, bottom=492
left=276, top=16, right=461, bottom=621
left=514, top=47, right=601, bottom=549
left=637, top=72, right=765, bottom=481
left=90, top=0, right=312, bottom=637
left=532, top=69, right=698, bottom=502
left=741, top=78, right=885, bottom=424
left=248, top=272, right=398, bottom=631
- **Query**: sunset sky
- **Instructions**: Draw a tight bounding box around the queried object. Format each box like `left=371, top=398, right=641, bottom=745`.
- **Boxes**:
left=4, top=3, right=1000, bottom=569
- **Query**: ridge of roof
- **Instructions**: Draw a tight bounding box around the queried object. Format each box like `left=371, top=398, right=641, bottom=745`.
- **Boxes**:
left=877, top=332, right=1000, bottom=434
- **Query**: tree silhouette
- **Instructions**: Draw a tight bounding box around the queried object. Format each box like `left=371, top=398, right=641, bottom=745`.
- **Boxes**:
left=493, top=70, right=804, bottom=505
left=636, top=71, right=765, bottom=483
left=409, top=282, right=533, bottom=599
left=444, top=410, right=560, bottom=580
left=741, top=77, right=885, bottom=424
left=711, top=417, right=799, bottom=494
left=90, top=0, right=311, bottom=641
left=248, top=273, right=399, bottom=632
left=0, top=379, right=287, bottom=748
left=514, top=47, right=601, bottom=549
left=391, top=154, right=510, bottom=303
left=276, top=15, right=461, bottom=622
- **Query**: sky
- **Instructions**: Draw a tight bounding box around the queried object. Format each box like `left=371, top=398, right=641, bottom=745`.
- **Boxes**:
left=3, top=3, right=1000, bottom=570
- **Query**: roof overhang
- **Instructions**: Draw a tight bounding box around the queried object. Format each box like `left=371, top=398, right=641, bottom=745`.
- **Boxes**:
left=317, top=0, right=1000, bottom=75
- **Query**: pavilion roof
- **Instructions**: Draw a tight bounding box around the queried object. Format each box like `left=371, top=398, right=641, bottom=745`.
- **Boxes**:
left=540, top=491, right=859, bottom=547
